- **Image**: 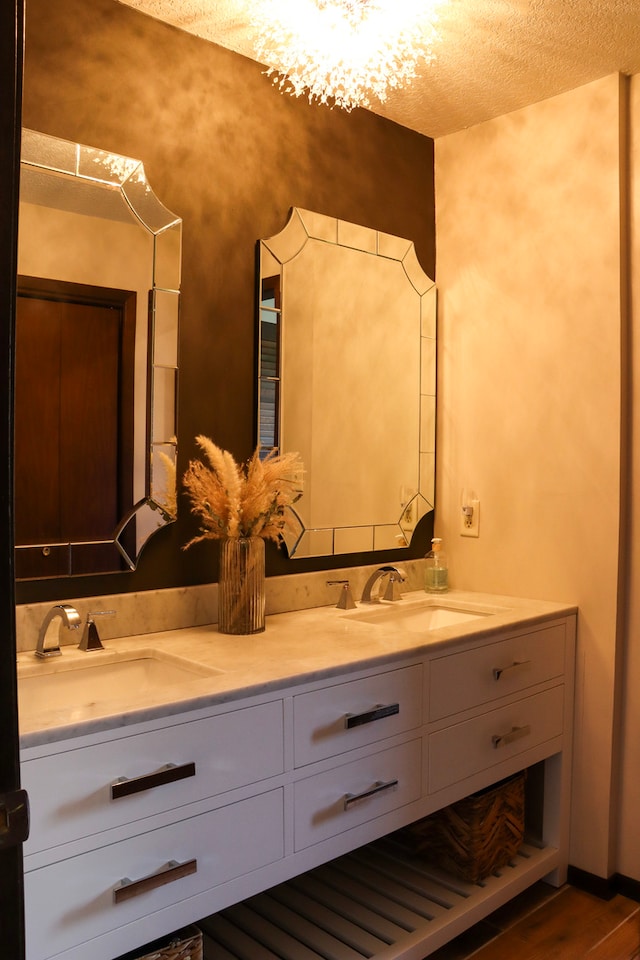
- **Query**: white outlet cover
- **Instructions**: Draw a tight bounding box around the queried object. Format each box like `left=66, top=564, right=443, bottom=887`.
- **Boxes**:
left=461, top=499, right=480, bottom=537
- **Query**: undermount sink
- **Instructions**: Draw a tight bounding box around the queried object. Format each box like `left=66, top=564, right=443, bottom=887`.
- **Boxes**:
left=343, top=598, right=507, bottom=632
left=17, top=649, right=218, bottom=716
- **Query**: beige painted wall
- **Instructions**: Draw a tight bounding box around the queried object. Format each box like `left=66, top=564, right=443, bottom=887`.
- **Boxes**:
left=435, top=74, right=625, bottom=879
left=617, top=75, right=640, bottom=881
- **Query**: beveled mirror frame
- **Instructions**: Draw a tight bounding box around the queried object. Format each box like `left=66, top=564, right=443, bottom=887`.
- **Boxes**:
left=16, top=129, right=181, bottom=577
left=258, top=207, right=436, bottom=558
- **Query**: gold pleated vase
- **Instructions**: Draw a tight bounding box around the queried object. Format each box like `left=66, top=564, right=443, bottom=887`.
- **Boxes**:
left=218, top=536, right=266, bottom=635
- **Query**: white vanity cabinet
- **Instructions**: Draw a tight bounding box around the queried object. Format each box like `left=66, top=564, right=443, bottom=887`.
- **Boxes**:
left=23, top=700, right=285, bottom=856
left=203, top=615, right=576, bottom=960
left=292, top=664, right=424, bottom=850
left=21, top=699, right=287, bottom=960
left=292, top=664, right=423, bottom=767
left=426, top=621, right=570, bottom=799
left=20, top=612, right=576, bottom=960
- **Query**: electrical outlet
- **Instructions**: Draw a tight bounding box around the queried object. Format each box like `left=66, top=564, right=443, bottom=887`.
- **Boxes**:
left=461, top=499, right=480, bottom=537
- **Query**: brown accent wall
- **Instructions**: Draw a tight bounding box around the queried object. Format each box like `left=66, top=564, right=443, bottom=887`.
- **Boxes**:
left=19, top=0, right=435, bottom=601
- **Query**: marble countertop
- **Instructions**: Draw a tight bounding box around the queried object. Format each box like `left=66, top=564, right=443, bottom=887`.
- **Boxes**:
left=17, top=590, right=577, bottom=749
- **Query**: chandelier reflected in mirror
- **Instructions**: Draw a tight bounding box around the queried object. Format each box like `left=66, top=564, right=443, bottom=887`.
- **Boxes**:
left=250, top=0, right=441, bottom=111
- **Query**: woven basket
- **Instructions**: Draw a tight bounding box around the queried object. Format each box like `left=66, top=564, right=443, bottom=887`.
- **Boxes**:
left=116, top=926, right=202, bottom=960
left=400, top=772, right=526, bottom=883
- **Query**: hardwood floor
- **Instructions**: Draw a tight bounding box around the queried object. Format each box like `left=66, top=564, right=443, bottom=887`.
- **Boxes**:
left=427, top=883, right=640, bottom=960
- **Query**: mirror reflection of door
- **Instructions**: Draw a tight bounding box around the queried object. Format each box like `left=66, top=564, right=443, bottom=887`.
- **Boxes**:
left=15, top=277, right=135, bottom=578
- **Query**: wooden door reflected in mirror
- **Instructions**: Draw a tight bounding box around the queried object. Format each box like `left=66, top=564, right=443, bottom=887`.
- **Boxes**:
left=15, top=278, right=136, bottom=577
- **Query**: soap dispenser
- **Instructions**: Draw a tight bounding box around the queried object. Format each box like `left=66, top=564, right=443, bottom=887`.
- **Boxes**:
left=425, top=537, right=448, bottom=593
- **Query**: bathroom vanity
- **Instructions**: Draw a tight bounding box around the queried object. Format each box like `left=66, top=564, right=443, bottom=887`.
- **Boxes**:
left=18, top=591, right=576, bottom=960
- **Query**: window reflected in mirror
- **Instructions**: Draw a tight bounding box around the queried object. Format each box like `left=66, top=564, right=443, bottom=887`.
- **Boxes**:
left=259, top=276, right=281, bottom=452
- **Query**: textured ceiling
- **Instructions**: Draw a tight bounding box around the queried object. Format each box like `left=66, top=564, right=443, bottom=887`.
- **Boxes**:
left=115, top=0, right=640, bottom=138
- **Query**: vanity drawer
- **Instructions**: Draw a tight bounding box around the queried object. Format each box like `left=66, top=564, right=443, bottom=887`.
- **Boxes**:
left=294, top=738, right=421, bottom=849
left=24, top=788, right=284, bottom=960
left=428, top=685, right=564, bottom=793
left=293, top=664, right=422, bottom=767
left=22, top=700, right=284, bottom=856
left=429, top=623, right=566, bottom=720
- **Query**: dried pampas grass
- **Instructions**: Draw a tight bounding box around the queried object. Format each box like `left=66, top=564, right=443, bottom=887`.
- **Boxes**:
left=153, top=448, right=177, bottom=518
left=182, top=436, right=303, bottom=548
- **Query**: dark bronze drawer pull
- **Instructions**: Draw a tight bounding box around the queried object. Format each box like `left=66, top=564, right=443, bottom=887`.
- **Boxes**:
left=344, top=778, right=399, bottom=809
left=493, top=659, right=532, bottom=681
left=492, top=724, right=531, bottom=749
left=113, top=858, right=197, bottom=904
left=345, top=703, right=400, bottom=729
left=111, top=761, right=196, bottom=800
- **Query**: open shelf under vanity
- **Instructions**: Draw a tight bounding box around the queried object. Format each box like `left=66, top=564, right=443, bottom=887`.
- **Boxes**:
left=199, top=836, right=559, bottom=960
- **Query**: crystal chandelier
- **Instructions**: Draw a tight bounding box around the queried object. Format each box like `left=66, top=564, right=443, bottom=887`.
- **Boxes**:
left=250, top=0, right=441, bottom=112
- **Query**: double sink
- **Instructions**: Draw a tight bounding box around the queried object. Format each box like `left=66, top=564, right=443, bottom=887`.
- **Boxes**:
left=17, top=594, right=505, bottom=728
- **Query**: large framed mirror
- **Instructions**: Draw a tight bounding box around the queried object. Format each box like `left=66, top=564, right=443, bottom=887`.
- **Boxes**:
left=15, top=129, right=181, bottom=579
left=258, top=207, right=436, bottom=558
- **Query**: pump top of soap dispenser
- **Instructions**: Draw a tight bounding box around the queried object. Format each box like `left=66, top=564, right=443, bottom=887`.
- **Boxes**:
left=427, top=538, right=445, bottom=559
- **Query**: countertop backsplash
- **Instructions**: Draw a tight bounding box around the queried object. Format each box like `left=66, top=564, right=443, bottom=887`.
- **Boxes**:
left=15, top=559, right=428, bottom=653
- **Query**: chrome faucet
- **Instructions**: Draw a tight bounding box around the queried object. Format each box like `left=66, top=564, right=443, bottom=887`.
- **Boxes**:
left=361, top=565, right=407, bottom=604
left=326, top=579, right=356, bottom=610
left=78, top=610, right=115, bottom=651
left=35, top=604, right=81, bottom=659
